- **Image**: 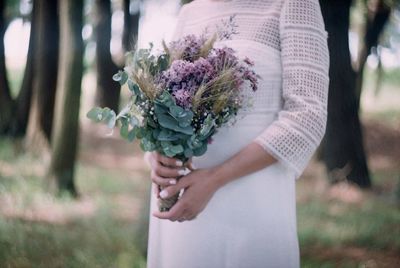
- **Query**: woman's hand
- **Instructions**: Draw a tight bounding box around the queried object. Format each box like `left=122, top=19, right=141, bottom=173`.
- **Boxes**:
left=149, top=142, right=277, bottom=222
left=146, top=152, right=192, bottom=196
left=153, top=168, right=219, bottom=222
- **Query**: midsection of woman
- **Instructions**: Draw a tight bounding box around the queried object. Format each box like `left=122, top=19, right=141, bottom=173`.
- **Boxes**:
left=147, top=0, right=329, bottom=267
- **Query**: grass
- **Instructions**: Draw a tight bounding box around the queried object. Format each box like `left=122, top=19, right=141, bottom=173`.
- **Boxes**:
left=298, top=196, right=400, bottom=250
left=0, top=138, right=149, bottom=268
left=0, top=217, right=146, bottom=268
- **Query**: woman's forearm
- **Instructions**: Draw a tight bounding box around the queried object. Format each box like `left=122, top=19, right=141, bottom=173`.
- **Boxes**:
left=209, top=142, right=277, bottom=190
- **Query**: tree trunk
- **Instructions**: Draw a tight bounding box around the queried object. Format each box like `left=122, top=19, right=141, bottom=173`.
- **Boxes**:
left=48, top=0, right=84, bottom=196
left=10, top=0, right=37, bottom=136
left=25, top=0, right=59, bottom=151
left=320, top=0, right=371, bottom=188
left=122, top=0, right=140, bottom=53
left=0, top=0, right=14, bottom=135
left=355, top=0, right=390, bottom=107
left=94, top=0, right=120, bottom=112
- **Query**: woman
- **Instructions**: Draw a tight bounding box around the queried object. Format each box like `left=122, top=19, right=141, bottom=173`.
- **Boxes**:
left=146, top=0, right=329, bottom=267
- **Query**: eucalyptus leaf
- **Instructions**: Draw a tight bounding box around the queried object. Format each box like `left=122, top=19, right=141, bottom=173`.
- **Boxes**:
left=161, top=141, right=184, bottom=157
left=116, top=103, right=131, bottom=120
left=188, top=135, right=203, bottom=149
left=169, top=105, right=186, bottom=118
left=184, top=148, right=194, bottom=158
left=154, top=103, right=168, bottom=115
left=152, top=128, right=161, bottom=139
left=168, top=105, right=193, bottom=127
left=101, top=108, right=112, bottom=120
left=87, top=107, right=104, bottom=122
left=130, top=116, right=139, bottom=127
left=147, top=117, right=157, bottom=128
left=120, top=124, right=129, bottom=139
left=141, top=138, right=156, bottom=151
left=112, top=70, right=128, bottom=85
left=199, top=114, right=215, bottom=137
left=127, top=128, right=138, bottom=142
left=193, top=142, right=207, bottom=156
left=106, top=110, right=117, bottom=129
left=157, top=114, right=193, bottom=135
left=156, top=90, right=175, bottom=107
left=158, top=129, right=180, bottom=141
left=128, top=80, right=141, bottom=95
left=157, top=54, right=170, bottom=72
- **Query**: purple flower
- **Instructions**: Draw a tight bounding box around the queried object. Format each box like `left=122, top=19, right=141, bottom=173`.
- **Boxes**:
left=155, top=34, right=259, bottom=111
left=172, top=88, right=192, bottom=108
left=207, top=47, right=238, bottom=71
left=169, top=34, right=207, bottom=61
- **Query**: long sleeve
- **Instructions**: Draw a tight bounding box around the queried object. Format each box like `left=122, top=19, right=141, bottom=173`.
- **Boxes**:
left=254, top=0, right=329, bottom=177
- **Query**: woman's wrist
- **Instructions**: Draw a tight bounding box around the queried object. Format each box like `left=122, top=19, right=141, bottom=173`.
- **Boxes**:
left=203, top=142, right=278, bottom=192
left=207, top=164, right=230, bottom=191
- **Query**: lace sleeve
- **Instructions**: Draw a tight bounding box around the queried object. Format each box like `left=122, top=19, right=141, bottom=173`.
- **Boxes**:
left=254, top=0, right=329, bottom=177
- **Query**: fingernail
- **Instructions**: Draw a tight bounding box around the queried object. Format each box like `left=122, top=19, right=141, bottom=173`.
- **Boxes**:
left=178, top=169, right=190, bottom=176
left=169, top=179, right=177, bottom=185
left=160, top=190, right=168, bottom=199
left=176, top=160, right=183, bottom=167
left=191, top=163, right=197, bottom=170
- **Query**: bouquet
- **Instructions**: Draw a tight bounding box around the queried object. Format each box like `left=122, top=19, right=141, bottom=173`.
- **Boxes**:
left=87, top=33, right=259, bottom=212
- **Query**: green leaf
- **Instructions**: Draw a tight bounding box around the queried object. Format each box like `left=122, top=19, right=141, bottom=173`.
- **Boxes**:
left=157, top=54, right=170, bottom=72
left=87, top=107, right=119, bottom=130
left=140, top=138, right=156, bottom=152
left=188, top=135, right=203, bottom=149
left=169, top=105, right=185, bottom=118
left=100, top=107, right=111, bottom=119
left=169, top=105, right=193, bottom=128
left=120, top=123, right=129, bottom=139
left=106, top=110, right=117, bottom=129
left=147, top=117, right=157, bottom=128
left=86, top=107, right=104, bottom=122
left=199, top=114, right=215, bottom=138
left=116, top=103, right=131, bottom=120
left=193, top=142, right=207, bottom=156
left=157, top=129, right=180, bottom=141
left=152, top=128, right=161, bottom=139
left=136, top=128, right=145, bottom=139
left=128, top=80, right=141, bottom=95
left=161, top=141, right=184, bottom=157
left=127, top=128, right=138, bottom=142
left=184, top=148, right=193, bottom=158
left=130, top=116, right=139, bottom=127
left=112, top=70, right=128, bottom=85
left=155, top=90, right=175, bottom=107
left=154, top=103, right=168, bottom=115
left=157, top=114, right=193, bottom=135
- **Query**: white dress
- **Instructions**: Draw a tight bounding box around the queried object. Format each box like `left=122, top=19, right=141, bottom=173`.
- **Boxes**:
left=147, top=0, right=329, bottom=267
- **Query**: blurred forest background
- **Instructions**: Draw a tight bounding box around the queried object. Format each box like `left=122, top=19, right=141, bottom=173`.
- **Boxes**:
left=0, top=0, right=399, bottom=267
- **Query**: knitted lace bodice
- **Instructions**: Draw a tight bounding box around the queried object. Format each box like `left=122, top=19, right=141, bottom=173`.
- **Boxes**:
left=173, top=0, right=329, bottom=177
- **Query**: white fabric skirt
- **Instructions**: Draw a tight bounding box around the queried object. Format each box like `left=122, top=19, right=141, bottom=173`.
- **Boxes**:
left=147, top=113, right=300, bottom=268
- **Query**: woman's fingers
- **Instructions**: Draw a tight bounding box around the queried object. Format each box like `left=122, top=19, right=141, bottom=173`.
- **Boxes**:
left=153, top=152, right=183, bottom=168
left=153, top=199, right=197, bottom=222
left=151, top=170, right=177, bottom=187
left=153, top=161, right=188, bottom=178
left=149, top=152, right=189, bottom=178
left=186, top=159, right=197, bottom=171
left=153, top=200, right=185, bottom=221
left=159, top=175, right=192, bottom=200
